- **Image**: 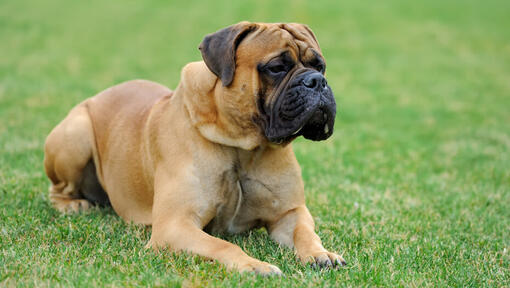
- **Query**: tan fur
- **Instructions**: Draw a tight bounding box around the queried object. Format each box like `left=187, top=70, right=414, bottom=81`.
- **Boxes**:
left=44, top=22, right=345, bottom=275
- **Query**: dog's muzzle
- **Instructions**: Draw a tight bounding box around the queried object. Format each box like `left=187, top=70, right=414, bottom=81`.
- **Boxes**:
left=264, top=70, right=336, bottom=143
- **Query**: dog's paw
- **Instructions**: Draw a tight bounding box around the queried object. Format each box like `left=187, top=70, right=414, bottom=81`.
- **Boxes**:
left=300, top=251, right=346, bottom=269
left=51, top=198, right=92, bottom=213
left=238, top=261, right=282, bottom=276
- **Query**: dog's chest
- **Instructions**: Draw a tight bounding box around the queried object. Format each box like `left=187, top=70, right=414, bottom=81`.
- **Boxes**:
left=204, top=172, right=282, bottom=235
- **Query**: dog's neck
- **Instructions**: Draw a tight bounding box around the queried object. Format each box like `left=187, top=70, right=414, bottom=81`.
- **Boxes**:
left=177, top=61, right=264, bottom=150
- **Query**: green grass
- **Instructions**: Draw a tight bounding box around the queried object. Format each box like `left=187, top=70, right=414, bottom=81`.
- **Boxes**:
left=1, top=0, right=509, bottom=286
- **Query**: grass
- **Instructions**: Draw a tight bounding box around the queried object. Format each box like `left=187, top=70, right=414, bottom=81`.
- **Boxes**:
left=1, top=0, right=509, bottom=286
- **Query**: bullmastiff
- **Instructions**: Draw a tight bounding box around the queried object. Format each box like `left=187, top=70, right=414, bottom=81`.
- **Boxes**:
left=44, top=22, right=345, bottom=275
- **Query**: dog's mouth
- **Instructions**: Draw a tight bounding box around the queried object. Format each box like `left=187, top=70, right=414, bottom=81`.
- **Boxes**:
left=259, top=71, right=336, bottom=144
left=294, top=106, right=335, bottom=140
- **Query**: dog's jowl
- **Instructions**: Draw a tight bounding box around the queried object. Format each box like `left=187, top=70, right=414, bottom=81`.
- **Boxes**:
left=44, top=22, right=345, bottom=275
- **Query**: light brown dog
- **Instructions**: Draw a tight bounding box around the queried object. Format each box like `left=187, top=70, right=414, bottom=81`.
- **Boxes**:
left=44, top=22, right=345, bottom=275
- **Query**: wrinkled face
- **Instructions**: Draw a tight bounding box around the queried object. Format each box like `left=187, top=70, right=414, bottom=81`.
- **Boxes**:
left=200, top=22, right=336, bottom=145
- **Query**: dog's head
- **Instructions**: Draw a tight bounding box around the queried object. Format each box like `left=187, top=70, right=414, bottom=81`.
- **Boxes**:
left=183, top=22, right=336, bottom=149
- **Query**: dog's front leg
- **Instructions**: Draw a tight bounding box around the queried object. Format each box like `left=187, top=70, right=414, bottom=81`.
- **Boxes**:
left=147, top=175, right=282, bottom=276
left=268, top=205, right=346, bottom=268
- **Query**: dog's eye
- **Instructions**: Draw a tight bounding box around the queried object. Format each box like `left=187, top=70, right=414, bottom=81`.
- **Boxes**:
left=314, top=63, right=325, bottom=73
left=308, top=57, right=325, bottom=73
left=267, top=64, right=287, bottom=74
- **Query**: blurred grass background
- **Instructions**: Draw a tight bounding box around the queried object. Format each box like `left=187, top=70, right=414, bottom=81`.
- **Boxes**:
left=1, top=0, right=509, bottom=286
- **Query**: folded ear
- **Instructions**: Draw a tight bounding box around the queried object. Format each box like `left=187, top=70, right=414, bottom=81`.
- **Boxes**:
left=199, top=22, right=258, bottom=87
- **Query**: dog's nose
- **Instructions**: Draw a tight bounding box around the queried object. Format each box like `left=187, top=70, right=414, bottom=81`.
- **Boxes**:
left=303, top=72, right=327, bottom=90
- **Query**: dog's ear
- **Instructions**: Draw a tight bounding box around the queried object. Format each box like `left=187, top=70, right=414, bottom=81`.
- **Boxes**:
left=199, top=22, right=257, bottom=87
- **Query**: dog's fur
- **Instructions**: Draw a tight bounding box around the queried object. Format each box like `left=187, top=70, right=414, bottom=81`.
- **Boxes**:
left=44, top=22, right=344, bottom=275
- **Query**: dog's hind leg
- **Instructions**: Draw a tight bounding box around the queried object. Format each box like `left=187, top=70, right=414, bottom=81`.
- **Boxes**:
left=44, top=103, right=98, bottom=213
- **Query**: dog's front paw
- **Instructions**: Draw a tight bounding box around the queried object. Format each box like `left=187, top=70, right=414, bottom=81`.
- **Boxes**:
left=299, top=251, right=346, bottom=269
left=238, top=261, right=282, bottom=276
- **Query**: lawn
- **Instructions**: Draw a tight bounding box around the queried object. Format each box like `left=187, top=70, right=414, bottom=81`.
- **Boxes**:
left=1, top=0, right=509, bottom=286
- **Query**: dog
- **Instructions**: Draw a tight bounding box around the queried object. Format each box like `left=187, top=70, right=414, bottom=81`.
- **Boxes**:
left=44, top=22, right=345, bottom=275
